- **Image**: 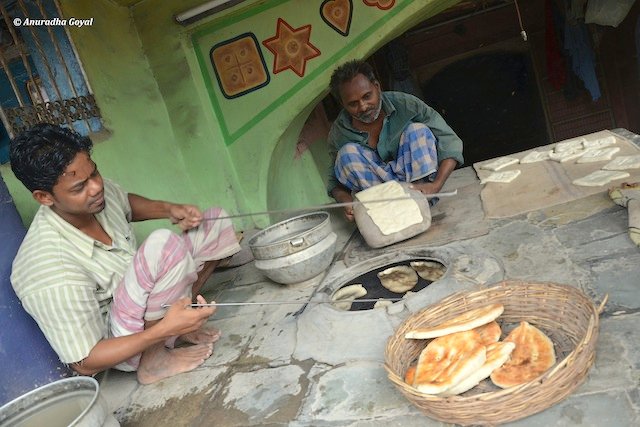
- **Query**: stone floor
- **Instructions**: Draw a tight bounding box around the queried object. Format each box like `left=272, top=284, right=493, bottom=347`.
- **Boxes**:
left=101, top=132, right=640, bottom=427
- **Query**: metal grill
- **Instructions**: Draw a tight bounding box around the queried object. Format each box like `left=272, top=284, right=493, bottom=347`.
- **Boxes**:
left=0, top=0, right=101, bottom=137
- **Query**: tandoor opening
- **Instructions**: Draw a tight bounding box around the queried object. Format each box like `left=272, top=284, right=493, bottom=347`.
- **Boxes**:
left=331, top=258, right=446, bottom=311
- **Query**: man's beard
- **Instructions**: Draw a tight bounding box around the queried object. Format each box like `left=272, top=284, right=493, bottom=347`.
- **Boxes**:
left=356, top=97, right=383, bottom=124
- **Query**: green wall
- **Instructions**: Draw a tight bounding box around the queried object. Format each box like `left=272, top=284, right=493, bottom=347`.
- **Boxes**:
left=0, top=0, right=459, bottom=238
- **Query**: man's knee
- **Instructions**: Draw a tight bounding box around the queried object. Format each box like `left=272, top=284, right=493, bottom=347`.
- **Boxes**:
left=337, top=142, right=364, bottom=157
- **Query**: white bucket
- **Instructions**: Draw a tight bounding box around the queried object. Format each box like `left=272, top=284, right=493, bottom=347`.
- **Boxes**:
left=0, top=377, right=119, bottom=427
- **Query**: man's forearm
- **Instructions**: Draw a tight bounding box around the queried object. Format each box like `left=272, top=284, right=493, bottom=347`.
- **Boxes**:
left=330, top=185, right=353, bottom=203
left=128, top=193, right=172, bottom=222
left=72, top=326, right=167, bottom=375
left=431, top=158, right=458, bottom=192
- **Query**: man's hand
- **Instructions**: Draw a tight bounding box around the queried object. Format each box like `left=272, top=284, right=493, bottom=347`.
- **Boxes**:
left=168, top=204, right=203, bottom=231
left=331, top=186, right=355, bottom=222
left=161, top=295, right=216, bottom=337
left=409, top=180, right=441, bottom=195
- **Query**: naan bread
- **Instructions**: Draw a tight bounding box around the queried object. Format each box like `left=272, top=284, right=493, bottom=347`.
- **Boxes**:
left=520, top=150, right=551, bottom=164
left=373, top=299, right=393, bottom=309
left=490, top=321, right=556, bottom=388
left=473, top=321, right=502, bottom=346
left=355, top=181, right=423, bottom=235
left=332, top=284, right=367, bottom=310
left=410, top=260, right=445, bottom=281
left=573, top=170, right=630, bottom=187
left=405, top=363, right=417, bottom=385
left=480, top=170, right=521, bottom=185
left=603, top=154, right=640, bottom=171
left=405, top=303, right=504, bottom=339
left=479, top=156, right=519, bottom=171
left=576, top=146, right=620, bottom=163
left=413, top=330, right=487, bottom=394
left=377, top=265, right=418, bottom=293
left=439, top=341, right=516, bottom=396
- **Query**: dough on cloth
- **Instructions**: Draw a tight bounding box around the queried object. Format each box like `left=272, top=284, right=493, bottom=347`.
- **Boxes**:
left=576, top=146, right=620, bottom=163
left=549, top=147, right=588, bottom=162
left=490, top=321, right=556, bottom=388
left=405, top=303, right=504, bottom=339
left=603, top=155, right=640, bottom=171
left=520, top=150, right=551, bottom=164
left=412, top=329, right=487, bottom=394
left=554, top=137, right=586, bottom=152
left=439, top=341, right=516, bottom=396
left=480, top=170, right=521, bottom=184
left=479, top=156, right=519, bottom=171
left=355, top=181, right=423, bottom=235
left=573, top=170, right=630, bottom=187
left=377, top=265, right=418, bottom=293
left=583, top=135, right=616, bottom=149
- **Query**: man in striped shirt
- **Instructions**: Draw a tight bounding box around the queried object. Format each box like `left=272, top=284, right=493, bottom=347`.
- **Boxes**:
left=10, top=124, right=242, bottom=384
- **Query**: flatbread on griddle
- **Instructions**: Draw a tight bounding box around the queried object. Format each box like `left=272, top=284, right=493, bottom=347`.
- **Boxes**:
left=377, top=265, right=418, bottom=293
left=490, top=321, right=556, bottom=388
left=412, top=330, right=486, bottom=395
left=405, top=303, right=504, bottom=340
left=439, top=341, right=516, bottom=396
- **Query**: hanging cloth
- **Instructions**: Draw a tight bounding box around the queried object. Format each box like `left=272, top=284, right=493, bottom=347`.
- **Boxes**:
left=563, top=19, right=601, bottom=101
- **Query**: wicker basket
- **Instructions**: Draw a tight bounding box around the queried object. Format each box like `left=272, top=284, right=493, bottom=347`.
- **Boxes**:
left=384, top=280, right=605, bottom=426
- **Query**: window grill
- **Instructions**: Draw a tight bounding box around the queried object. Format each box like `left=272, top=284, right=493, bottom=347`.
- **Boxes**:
left=0, top=0, right=101, bottom=138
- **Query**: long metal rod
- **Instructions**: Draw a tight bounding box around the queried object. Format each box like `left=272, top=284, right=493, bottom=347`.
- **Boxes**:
left=207, top=189, right=458, bottom=220
left=162, top=298, right=402, bottom=308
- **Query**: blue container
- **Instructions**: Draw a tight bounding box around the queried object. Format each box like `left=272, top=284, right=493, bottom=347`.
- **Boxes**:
left=0, top=173, right=72, bottom=406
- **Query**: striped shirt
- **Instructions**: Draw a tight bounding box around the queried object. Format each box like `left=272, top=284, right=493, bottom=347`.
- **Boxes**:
left=11, top=179, right=136, bottom=364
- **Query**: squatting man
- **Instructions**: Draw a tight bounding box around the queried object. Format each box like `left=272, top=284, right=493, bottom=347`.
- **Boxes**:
left=327, top=59, right=464, bottom=220
left=10, top=124, right=244, bottom=384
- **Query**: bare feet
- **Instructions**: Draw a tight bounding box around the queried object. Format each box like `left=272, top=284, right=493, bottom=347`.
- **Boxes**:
left=137, top=342, right=214, bottom=385
left=177, top=325, right=221, bottom=346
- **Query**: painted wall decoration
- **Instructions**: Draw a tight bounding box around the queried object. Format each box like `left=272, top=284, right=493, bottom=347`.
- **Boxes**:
left=210, top=33, right=270, bottom=99
left=320, top=0, right=353, bottom=36
left=262, top=18, right=321, bottom=77
left=193, top=0, right=412, bottom=146
left=363, top=0, right=395, bottom=10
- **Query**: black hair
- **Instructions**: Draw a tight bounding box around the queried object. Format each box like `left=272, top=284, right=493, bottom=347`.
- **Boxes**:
left=329, top=59, right=378, bottom=102
left=9, top=123, right=93, bottom=193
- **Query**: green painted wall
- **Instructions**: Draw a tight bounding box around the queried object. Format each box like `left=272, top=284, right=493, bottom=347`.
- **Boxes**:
left=0, top=0, right=459, bottom=238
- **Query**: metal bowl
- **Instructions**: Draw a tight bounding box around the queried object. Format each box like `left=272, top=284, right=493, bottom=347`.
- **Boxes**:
left=254, top=232, right=337, bottom=284
left=248, top=211, right=332, bottom=259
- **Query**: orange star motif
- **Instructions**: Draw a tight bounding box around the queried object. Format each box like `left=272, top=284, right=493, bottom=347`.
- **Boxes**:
left=262, top=18, right=321, bottom=77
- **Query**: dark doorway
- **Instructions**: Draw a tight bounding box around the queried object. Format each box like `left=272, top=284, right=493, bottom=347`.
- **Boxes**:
left=423, top=52, right=548, bottom=166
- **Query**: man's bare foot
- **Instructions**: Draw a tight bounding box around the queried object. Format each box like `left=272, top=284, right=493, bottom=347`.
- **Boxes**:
left=177, top=325, right=221, bottom=346
left=137, top=342, right=214, bottom=385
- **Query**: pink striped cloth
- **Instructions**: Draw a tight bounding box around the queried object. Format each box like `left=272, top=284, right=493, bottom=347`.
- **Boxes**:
left=109, top=207, right=240, bottom=371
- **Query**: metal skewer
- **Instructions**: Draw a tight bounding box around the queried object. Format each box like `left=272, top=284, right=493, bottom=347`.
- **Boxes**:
left=205, top=189, right=458, bottom=220
left=161, top=298, right=403, bottom=308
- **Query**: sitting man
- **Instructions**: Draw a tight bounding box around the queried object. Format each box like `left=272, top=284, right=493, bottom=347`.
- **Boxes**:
left=10, top=123, right=242, bottom=384
left=327, top=59, right=464, bottom=220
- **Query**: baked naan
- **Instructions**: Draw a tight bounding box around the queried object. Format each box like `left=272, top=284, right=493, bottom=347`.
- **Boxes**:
left=490, top=321, right=556, bottom=388
left=410, top=260, right=445, bottom=282
left=405, top=363, right=417, bottom=385
left=405, top=303, right=504, bottom=339
left=473, top=320, right=502, bottom=346
left=331, top=284, right=367, bottom=310
left=377, top=265, right=418, bottom=293
left=413, top=330, right=486, bottom=394
left=440, top=341, right=516, bottom=396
